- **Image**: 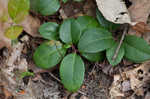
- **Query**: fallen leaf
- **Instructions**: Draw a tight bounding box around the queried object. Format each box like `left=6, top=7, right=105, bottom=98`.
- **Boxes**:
left=128, top=0, right=150, bottom=36
left=21, top=15, right=41, bottom=37
left=128, top=0, right=150, bottom=23
left=96, top=0, right=132, bottom=24
left=0, top=0, right=41, bottom=49
left=126, top=61, right=150, bottom=93
left=109, top=75, right=124, bottom=99
left=132, top=22, right=150, bottom=34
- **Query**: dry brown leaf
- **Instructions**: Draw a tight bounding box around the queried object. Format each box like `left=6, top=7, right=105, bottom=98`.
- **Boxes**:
left=110, top=61, right=150, bottom=97
left=126, top=61, right=150, bottom=93
left=21, top=15, right=41, bottom=37
left=128, top=0, right=150, bottom=35
left=109, top=75, right=125, bottom=99
left=129, top=0, right=150, bottom=23
left=0, top=0, right=41, bottom=49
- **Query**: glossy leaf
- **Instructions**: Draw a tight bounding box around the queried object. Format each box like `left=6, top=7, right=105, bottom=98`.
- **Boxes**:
left=33, top=41, right=66, bottom=69
left=78, top=28, right=115, bottom=53
left=5, top=26, right=23, bottom=40
left=106, top=42, right=124, bottom=66
left=60, top=53, right=85, bottom=92
left=39, top=22, right=59, bottom=40
left=30, top=0, right=60, bottom=16
left=96, top=8, right=120, bottom=31
left=124, top=35, right=150, bottom=63
left=59, top=18, right=81, bottom=44
left=8, top=0, right=30, bottom=23
left=76, top=16, right=99, bottom=32
left=82, top=52, right=104, bottom=62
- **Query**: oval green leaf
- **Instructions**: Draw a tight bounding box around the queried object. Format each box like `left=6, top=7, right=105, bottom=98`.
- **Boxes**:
left=76, top=16, right=99, bottom=32
left=8, top=0, right=30, bottom=23
left=59, top=18, right=81, bottom=44
left=39, top=22, right=59, bottom=40
left=82, top=52, right=104, bottom=62
left=106, top=42, right=125, bottom=66
left=124, top=35, right=150, bottom=63
left=96, top=8, right=120, bottom=31
left=30, top=0, right=60, bottom=16
left=78, top=28, right=115, bottom=53
left=60, top=53, right=85, bottom=92
left=5, top=25, right=23, bottom=40
left=33, top=41, right=66, bottom=69
left=76, top=16, right=99, bottom=30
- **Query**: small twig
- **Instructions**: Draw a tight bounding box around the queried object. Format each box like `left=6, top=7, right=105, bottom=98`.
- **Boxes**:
left=48, top=72, right=87, bottom=96
left=48, top=72, right=61, bottom=82
left=112, top=25, right=129, bottom=61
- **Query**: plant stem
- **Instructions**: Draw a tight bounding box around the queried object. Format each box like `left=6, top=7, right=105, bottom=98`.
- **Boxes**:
left=71, top=44, right=77, bottom=53
left=112, top=25, right=129, bottom=61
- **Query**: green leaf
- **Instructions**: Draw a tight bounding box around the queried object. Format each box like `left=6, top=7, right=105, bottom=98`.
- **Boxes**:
left=63, top=0, right=68, bottom=3
left=39, top=22, right=59, bottom=40
left=30, top=0, right=60, bottom=16
left=33, top=41, right=66, bottom=69
left=106, top=42, right=124, bottom=66
left=5, top=26, right=23, bottom=40
left=96, top=8, right=120, bottom=31
left=78, top=28, right=115, bottom=53
left=76, top=16, right=100, bottom=32
left=60, top=53, right=85, bottom=92
left=59, top=18, right=81, bottom=44
left=8, top=0, right=30, bottom=23
left=124, top=35, right=150, bottom=63
left=82, top=52, right=104, bottom=62
left=20, top=71, right=34, bottom=78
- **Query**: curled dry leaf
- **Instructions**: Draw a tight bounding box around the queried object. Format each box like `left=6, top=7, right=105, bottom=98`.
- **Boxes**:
left=110, top=61, right=150, bottom=98
left=109, top=75, right=125, bottom=99
left=125, top=61, right=150, bottom=96
left=96, top=0, right=133, bottom=24
left=0, top=0, right=41, bottom=49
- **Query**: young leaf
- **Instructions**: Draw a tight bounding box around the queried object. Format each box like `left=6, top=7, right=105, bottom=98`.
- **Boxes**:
left=33, top=41, right=66, bottom=69
left=8, top=0, right=30, bottom=23
left=106, top=42, right=124, bottom=66
left=5, top=26, right=23, bottom=40
left=60, top=53, right=85, bottom=92
left=59, top=18, right=81, bottom=44
left=82, top=52, right=104, bottom=62
left=20, top=71, right=34, bottom=78
left=30, top=0, right=60, bottom=16
left=76, top=16, right=100, bottom=32
left=124, top=35, right=150, bottom=63
left=39, top=22, right=59, bottom=40
left=96, top=8, right=120, bottom=31
left=78, top=28, right=115, bottom=53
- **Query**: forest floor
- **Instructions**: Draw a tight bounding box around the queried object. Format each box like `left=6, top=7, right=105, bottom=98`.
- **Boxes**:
left=1, top=0, right=150, bottom=99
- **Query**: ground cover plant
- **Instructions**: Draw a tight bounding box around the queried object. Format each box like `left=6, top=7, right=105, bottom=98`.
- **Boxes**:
left=3, top=0, right=150, bottom=94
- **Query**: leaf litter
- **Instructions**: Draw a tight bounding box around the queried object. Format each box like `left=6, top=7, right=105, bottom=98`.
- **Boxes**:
left=1, top=0, right=150, bottom=99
